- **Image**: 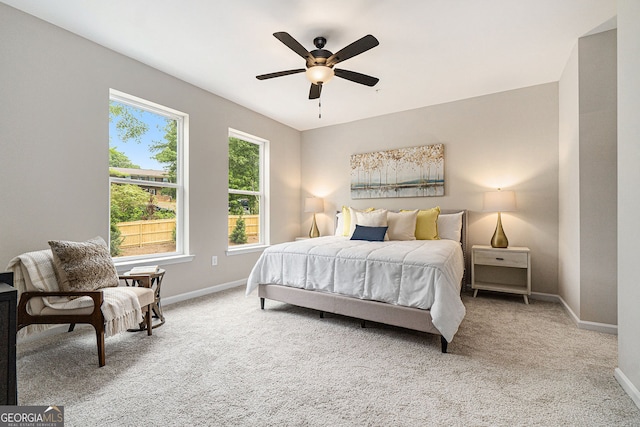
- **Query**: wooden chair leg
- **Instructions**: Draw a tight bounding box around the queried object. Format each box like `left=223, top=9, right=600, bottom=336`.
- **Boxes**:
left=146, top=306, right=152, bottom=336
left=68, top=323, right=76, bottom=332
left=95, top=325, right=106, bottom=367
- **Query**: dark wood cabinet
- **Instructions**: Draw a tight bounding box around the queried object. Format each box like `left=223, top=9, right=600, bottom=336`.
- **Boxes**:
left=0, top=272, right=17, bottom=405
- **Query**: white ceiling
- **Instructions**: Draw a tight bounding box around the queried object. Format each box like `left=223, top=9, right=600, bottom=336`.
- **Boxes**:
left=2, top=0, right=616, bottom=131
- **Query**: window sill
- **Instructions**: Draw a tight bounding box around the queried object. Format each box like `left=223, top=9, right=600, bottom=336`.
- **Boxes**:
left=226, top=244, right=269, bottom=256
left=114, top=254, right=195, bottom=273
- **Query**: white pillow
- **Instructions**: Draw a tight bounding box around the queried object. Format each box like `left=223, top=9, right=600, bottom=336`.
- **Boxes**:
left=335, top=212, right=344, bottom=236
left=437, top=212, right=463, bottom=241
left=387, top=210, right=418, bottom=240
left=351, top=208, right=388, bottom=237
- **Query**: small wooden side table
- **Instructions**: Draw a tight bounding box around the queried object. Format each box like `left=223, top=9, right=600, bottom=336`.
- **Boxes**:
left=120, top=269, right=166, bottom=329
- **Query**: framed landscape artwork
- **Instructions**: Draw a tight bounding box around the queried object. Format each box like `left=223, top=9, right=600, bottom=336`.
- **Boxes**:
left=350, top=144, right=444, bottom=199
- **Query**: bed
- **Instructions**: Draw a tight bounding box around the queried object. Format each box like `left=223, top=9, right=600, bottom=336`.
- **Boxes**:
left=246, top=208, right=468, bottom=352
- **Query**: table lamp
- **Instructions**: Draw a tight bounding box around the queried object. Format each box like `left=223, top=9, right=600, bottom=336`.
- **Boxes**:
left=304, top=197, right=324, bottom=238
left=483, top=189, right=516, bottom=248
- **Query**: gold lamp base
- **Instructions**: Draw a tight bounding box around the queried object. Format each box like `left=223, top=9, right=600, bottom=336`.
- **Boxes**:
left=309, top=214, right=320, bottom=238
left=491, top=212, right=509, bottom=248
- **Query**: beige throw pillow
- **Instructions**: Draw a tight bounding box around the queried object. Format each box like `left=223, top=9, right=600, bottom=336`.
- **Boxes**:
left=353, top=208, right=389, bottom=240
left=342, top=206, right=376, bottom=236
left=48, top=236, right=119, bottom=292
left=354, top=208, right=388, bottom=227
left=387, top=210, right=418, bottom=240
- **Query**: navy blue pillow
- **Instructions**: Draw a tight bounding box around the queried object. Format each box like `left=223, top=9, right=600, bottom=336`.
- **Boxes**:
left=350, top=225, right=388, bottom=242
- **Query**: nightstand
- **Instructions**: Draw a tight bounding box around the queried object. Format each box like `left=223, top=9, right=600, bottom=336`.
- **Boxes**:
left=471, top=245, right=531, bottom=304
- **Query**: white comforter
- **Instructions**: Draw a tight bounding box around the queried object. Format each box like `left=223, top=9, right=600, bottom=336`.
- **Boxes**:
left=246, top=236, right=466, bottom=342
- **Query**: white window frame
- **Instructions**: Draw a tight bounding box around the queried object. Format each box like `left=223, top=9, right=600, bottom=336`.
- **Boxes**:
left=109, top=89, right=192, bottom=268
left=227, top=128, right=270, bottom=255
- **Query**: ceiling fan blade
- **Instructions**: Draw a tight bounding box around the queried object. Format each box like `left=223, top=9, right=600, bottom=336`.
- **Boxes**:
left=256, top=69, right=305, bottom=80
left=334, top=69, right=379, bottom=87
left=326, top=35, right=379, bottom=66
left=309, top=83, right=322, bottom=99
left=273, top=32, right=315, bottom=63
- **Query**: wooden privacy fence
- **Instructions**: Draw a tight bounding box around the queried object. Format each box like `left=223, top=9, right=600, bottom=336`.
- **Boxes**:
left=118, top=219, right=176, bottom=248
left=117, top=216, right=258, bottom=249
left=228, top=215, right=259, bottom=237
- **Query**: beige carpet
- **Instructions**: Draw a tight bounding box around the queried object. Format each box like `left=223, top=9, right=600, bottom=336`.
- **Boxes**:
left=16, top=286, right=640, bottom=426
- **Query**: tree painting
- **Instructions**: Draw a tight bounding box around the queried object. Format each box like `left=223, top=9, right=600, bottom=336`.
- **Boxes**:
left=350, top=144, right=444, bottom=199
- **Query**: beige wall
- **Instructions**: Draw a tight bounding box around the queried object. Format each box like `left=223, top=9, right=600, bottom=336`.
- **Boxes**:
left=558, top=29, right=618, bottom=326
left=617, top=0, right=640, bottom=408
left=0, top=4, right=302, bottom=298
left=558, top=43, right=582, bottom=317
left=301, top=84, right=559, bottom=294
left=578, top=30, right=618, bottom=325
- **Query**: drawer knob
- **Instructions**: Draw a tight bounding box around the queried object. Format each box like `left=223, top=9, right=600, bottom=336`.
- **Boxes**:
left=495, top=257, right=504, bottom=261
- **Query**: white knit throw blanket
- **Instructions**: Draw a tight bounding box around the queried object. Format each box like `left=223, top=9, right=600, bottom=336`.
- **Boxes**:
left=7, top=249, right=143, bottom=338
left=101, top=287, right=143, bottom=336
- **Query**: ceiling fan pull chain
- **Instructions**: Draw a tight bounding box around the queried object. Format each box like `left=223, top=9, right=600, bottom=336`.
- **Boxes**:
left=318, top=96, right=321, bottom=119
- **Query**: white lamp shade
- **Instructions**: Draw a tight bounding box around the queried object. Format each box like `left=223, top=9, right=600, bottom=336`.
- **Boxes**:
left=483, top=190, right=516, bottom=212
left=304, top=197, right=324, bottom=213
left=305, top=66, right=334, bottom=85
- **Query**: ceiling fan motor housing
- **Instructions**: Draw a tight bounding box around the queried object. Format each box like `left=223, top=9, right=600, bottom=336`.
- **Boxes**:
left=309, top=49, right=331, bottom=67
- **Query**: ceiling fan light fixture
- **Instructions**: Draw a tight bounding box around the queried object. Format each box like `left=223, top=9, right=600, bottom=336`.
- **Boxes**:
left=305, top=65, right=334, bottom=85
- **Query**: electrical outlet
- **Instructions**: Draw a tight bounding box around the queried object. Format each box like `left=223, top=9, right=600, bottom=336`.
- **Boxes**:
left=211, top=256, right=218, bottom=266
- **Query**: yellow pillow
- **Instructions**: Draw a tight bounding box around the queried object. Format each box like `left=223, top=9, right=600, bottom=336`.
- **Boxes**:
left=341, top=206, right=351, bottom=236
left=411, top=206, right=441, bottom=240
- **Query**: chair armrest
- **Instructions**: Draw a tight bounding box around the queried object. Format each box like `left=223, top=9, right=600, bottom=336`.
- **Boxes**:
left=17, top=291, right=104, bottom=320
left=20, top=290, right=103, bottom=298
left=17, top=290, right=106, bottom=332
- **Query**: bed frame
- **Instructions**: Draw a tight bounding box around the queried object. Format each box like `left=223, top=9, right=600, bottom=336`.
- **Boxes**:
left=259, top=209, right=468, bottom=353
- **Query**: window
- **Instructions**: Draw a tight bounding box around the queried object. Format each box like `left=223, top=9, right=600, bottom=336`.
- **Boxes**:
left=109, top=90, right=188, bottom=261
left=228, top=129, right=269, bottom=251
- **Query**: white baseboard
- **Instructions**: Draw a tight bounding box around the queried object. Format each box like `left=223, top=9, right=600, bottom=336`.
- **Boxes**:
left=535, top=292, right=618, bottom=335
left=529, top=292, right=561, bottom=303
left=574, top=318, right=618, bottom=335
left=615, top=368, right=640, bottom=410
left=161, top=279, right=246, bottom=306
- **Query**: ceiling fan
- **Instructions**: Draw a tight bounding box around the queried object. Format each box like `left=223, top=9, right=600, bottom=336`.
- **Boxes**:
left=256, top=32, right=380, bottom=99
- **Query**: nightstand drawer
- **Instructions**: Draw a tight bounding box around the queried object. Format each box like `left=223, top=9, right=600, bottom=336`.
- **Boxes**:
left=473, top=250, right=528, bottom=268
